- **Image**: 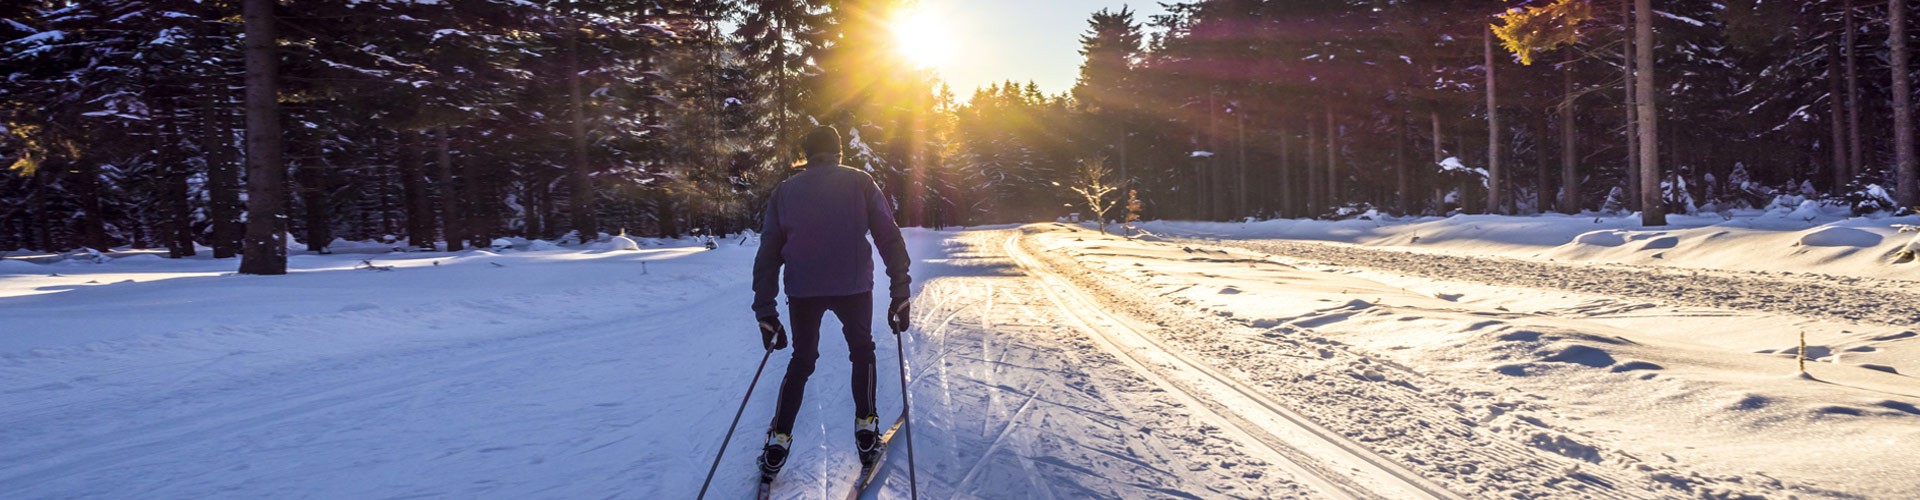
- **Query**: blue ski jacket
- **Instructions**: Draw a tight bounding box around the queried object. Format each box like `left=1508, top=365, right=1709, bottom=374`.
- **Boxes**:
left=752, top=160, right=912, bottom=319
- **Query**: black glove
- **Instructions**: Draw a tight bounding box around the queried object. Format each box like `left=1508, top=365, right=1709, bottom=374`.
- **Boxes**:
left=887, top=297, right=911, bottom=333
left=760, top=316, right=788, bottom=351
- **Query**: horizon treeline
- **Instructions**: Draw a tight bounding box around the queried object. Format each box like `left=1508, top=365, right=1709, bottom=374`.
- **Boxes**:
left=1024, top=0, right=1919, bottom=227
left=4, top=0, right=1920, bottom=266
left=1, top=0, right=941, bottom=267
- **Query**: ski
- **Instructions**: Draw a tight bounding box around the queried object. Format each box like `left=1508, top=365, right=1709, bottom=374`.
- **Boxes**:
left=755, top=473, right=773, bottom=500
left=844, top=412, right=909, bottom=500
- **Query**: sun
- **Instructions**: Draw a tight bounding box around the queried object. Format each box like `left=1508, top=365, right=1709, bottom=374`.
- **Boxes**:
left=891, top=6, right=955, bottom=70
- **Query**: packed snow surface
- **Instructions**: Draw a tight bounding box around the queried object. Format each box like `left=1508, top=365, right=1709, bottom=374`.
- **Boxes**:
left=3, top=215, right=1916, bottom=498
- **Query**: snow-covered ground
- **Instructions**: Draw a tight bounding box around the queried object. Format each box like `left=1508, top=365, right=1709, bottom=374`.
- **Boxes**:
left=3, top=215, right=1915, bottom=498
left=1141, top=210, right=1920, bottom=281
left=1119, top=214, right=1920, bottom=496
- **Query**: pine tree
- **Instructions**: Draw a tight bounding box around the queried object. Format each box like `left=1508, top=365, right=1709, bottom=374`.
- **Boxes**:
left=238, top=0, right=285, bottom=274
left=1072, top=7, right=1145, bottom=193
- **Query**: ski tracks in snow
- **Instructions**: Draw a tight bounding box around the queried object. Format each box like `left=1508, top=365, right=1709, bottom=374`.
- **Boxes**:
left=868, top=227, right=1689, bottom=498
left=1003, top=233, right=1455, bottom=500
left=895, top=235, right=1310, bottom=499
left=1011, top=223, right=1898, bottom=498
left=999, top=225, right=1756, bottom=498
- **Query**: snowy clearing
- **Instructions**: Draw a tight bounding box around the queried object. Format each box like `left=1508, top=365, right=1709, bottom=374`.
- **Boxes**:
left=3, top=218, right=1916, bottom=498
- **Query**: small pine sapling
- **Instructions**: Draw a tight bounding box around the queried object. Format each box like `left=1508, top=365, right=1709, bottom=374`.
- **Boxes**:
left=1601, top=186, right=1628, bottom=215
left=1794, top=330, right=1815, bottom=380
left=1123, top=189, right=1143, bottom=237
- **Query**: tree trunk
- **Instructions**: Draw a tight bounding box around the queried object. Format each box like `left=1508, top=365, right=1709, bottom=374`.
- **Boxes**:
left=542, top=177, right=561, bottom=237
left=564, top=0, right=596, bottom=242
left=399, top=130, right=434, bottom=249
left=1537, top=116, right=1553, bottom=215
left=161, top=97, right=196, bottom=258
left=1306, top=114, right=1321, bottom=216
left=1236, top=111, right=1248, bottom=217
left=657, top=194, right=680, bottom=238
left=1279, top=121, right=1293, bottom=218
left=298, top=132, right=332, bottom=254
left=1623, top=0, right=1641, bottom=211
left=436, top=125, right=464, bottom=252
left=1894, top=0, right=1918, bottom=206
left=1397, top=109, right=1411, bottom=214
left=71, top=161, right=108, bottom=251
left=1325, top=106, right=1339, bottom=208
left=205, top=100, right=241, bottom=258
left=1430, top=108, right=1444, bottom=164
left=1636, top=0, right=1666, bottom=226
left=465, top=155, right=493, bottom=249
left=1831, top=38, right=1852, bottom=193
left=1118, top=123, right=1129, bottom=195
left=1207, top=91, right=1224, bottom=220
left=376, top=134, right=398, bottom=237
left=1847, top=0, right=1865, bottom=181
left=1561, top=51, right=1581, bottom=214
left=523, top=174, right=544, bottom=240
left=1485, top=25, right=1505, bottom=215
left=1198, top=160, right=1213, bottom=220
left=28, top=167, right=48, bottom=251
left=1432, top=109, right=1446, bottom=212
left=238, top=0, right=286, bottom=275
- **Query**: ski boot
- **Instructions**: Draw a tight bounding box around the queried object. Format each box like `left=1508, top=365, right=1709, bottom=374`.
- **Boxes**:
left=757, top=431, right=792, bottom=479
left=854, top=415, right=882, bottom=469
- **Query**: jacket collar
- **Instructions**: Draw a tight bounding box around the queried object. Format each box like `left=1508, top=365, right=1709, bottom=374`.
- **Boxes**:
left=802, top=153, right=842, bottom=170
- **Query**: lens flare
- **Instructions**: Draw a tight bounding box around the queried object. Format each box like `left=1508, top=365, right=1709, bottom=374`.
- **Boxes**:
left=892, top=7, right=955, bottom=70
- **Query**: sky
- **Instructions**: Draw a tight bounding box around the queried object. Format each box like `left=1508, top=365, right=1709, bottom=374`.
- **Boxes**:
left=916, top=0, right=1168, bottom=100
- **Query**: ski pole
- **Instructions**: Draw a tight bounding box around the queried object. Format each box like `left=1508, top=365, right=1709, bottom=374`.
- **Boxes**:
left=893, top=325, right=919, bottom=500
left=696, top=348, right=774, bottom=500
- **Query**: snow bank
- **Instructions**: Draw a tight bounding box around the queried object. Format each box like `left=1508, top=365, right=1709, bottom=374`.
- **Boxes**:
left=1799, top=227, right=1882, bottom=247
left=0, top=259, right=41, bottom=274
left=1143, top=211, right=1920, bottom=280
left=602, top=234, right=641, bottom=251
left=1571, top=230, right=1627, bottom=247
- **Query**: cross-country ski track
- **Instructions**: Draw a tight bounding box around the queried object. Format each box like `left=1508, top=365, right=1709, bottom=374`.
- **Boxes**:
left=1003, top=232, right=1454, bottom=500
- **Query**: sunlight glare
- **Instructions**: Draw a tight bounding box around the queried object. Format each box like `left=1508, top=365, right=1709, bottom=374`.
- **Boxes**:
left=892, top=6, right=956, bottom=70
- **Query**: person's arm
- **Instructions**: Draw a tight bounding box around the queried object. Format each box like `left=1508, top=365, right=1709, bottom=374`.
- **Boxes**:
left=865, top=180, right=911, bottom=300
left=752, top=188, right=786, bottom=319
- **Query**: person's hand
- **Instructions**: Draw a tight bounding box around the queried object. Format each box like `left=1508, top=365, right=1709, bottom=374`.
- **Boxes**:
left=887, top=297, right=911, bottom=333
left=760, top=316, right=788, bottom=351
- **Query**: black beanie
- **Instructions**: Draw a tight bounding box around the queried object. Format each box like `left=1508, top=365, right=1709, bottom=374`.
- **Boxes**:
left=802, top=126, right=841, bottom=162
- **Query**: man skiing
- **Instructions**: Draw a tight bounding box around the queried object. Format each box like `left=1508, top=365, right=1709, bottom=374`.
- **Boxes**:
left=752, top=125, right=913, bottom=482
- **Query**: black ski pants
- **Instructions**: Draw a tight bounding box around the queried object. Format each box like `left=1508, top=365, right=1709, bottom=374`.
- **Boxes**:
left=771, top=292, right=877, bottom=435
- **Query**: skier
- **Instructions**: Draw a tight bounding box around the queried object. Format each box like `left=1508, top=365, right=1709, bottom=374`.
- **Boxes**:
left=752, top=125, right=913, bottom=482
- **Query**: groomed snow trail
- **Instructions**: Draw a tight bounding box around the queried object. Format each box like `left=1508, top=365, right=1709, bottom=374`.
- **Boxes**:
left=1001, top=234, right=1454, bottom=499
left=875, top=230, right=1312, bottom=498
